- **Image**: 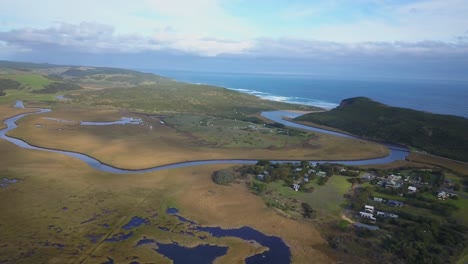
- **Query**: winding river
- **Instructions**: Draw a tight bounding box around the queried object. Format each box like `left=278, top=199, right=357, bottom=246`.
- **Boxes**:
left=0, top=102, right=409, bottom=174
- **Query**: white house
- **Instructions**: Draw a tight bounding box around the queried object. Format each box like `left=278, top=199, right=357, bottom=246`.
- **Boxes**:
left=292, top=184, right=300, bottom=191
left=408, top=186, right=417, bottom=193
left=359, top=212, right=376, bottom=223
left=438, top=191, right=447, bottom=200
left=364, top=205, right=374, bottom=213
left=374, top=197, right=383, bottom=202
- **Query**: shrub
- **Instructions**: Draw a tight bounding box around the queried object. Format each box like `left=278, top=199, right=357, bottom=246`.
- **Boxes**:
left=212, top=168, right=235, bottom=185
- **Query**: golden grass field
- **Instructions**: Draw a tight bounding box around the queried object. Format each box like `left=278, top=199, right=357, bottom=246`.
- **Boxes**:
left=0, top=139, right=333, bottom=263
left=8, top=108, right=389, bottom=170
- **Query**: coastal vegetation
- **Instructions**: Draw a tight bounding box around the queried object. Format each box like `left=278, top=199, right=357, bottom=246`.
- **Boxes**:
left=2, top=61, right=468, bottom=263
left=295, top=97, right=468, bottom=162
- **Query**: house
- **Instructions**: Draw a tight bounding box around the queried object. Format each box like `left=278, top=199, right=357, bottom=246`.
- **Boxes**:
left=388, top=200, right=404, bottom=207
left=303, top=177, right=309, bottom=183
left=295, top=168, right=302, bottom=172
left=292, top=184, right=300, bottom=191
left=385, top=174, right=402, bottom=189
left=389, top=213, right=399, bottom=218
left=316, top=171, right=327, bottom=177
left=408, top=186, right=417, bottom=193
left=373, top=197, right=383, bottom=202
left=377, top=211, right=385, bottom=216
left=361, top=173, right=374, bottom=181
left=438, top=191, right=456, bottom=200
left=359, top=212, right=376, bottom=223
left=438, top=191, right=448, bottom=200
left=385, top=179, right=402, bottom=189
left=257, top=174, right=265, bottom=181
left=364, top=205, right=374, bottom=213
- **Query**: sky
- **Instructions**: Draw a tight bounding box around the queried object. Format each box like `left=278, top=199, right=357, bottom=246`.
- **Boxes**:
left=1, top=0, right=468, bottom=79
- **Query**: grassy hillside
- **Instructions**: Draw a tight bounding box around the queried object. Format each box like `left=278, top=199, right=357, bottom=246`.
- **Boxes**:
left=295, top=97, right=468, bottom=162
left=70, top=83, right=315, bottom=119
left=0, top=60, right=318, bottom=116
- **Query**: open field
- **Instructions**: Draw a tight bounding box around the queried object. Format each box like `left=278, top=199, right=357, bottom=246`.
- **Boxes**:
left=0, top=73, right=52, bottom=89
left=0, top=140, right=333, bottom=263
left=261, top=176, right=352, bottom=221
left=7, top=108, right=389, bottom=169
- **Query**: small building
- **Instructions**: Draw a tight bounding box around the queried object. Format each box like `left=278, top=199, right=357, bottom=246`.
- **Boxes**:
left=316, top=171, right=327, bottom=177
left=388, top=200, right=404, bottom=207
left=295, top=168, right=302, bottom=172
left=374, top=197, right=383, bottom=202
left=377, top=211, right=385, bottom=216
left=438, top=191, right=447, bottom=200
left=389, top=213, right=399, bottom=218
left=408, top=186, right=417, bottom=193
left=361, top=173, right=374, bottom=181
left=385, top=179, right=401, bottom=189
left=359, top=212, right=376, bottom=223
left=364, top=205, right=374, bottom=213
left=303, top=177, right=309, bottom=183
left=292, top=184, right=300, bottom=191
left=257, top=174, right=265, bottom=181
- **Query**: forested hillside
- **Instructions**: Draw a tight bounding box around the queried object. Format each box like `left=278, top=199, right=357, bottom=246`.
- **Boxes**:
left=295, top=97, right=468, bottom=162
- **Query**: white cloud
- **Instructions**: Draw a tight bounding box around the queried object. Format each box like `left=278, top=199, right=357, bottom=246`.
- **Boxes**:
left=0, top=22, right=253, bottom=56
left=0, top=0, right=468, bottom=58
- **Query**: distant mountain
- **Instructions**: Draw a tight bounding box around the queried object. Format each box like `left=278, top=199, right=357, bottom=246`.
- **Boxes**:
left=295, top=97, right=468, bottom=162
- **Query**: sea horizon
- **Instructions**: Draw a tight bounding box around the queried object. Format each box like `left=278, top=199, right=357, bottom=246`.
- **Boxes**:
left=139, top=68, right=468, bottom=118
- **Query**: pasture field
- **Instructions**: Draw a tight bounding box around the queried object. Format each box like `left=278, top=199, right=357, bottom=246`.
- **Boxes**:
left=0, top=73, right=52, bottom=89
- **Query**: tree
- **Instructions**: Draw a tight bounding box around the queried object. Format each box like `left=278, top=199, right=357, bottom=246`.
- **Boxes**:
left=301, top=203, right=315, bottom=218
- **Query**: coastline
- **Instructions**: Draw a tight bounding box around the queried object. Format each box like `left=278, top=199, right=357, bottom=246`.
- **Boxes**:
left=143, top=68, right=468, bottom=118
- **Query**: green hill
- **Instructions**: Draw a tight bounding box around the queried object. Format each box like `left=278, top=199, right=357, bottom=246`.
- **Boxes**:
left=295, top=97, right=468, bottom=162
left=0, top=60, right=318, bottom=117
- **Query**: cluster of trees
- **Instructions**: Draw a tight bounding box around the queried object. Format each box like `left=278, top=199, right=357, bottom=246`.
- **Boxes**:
left=295, top=97, right=468, bottom=162
left=0, top=78, right=21, bottom=96
left=382, top=217, right=466, bottom=264
left=345, top=182, right=466, bottom=263
left=33, top=82, right=82, bottom=94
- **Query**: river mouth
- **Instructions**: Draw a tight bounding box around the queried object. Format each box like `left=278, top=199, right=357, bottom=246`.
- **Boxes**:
left=0, top=101, right=409, bottom=174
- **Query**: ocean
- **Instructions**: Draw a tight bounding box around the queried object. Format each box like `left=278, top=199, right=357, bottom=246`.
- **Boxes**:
left=143, top=69, right=468, bottom=118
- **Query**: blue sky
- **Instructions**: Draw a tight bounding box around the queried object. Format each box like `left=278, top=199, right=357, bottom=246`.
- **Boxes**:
left=1, top=0, right=468, bottom=79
